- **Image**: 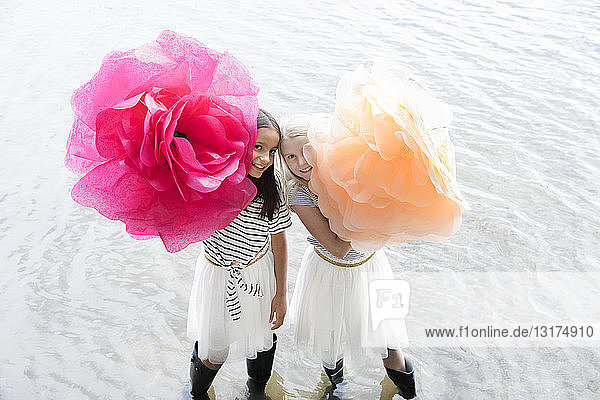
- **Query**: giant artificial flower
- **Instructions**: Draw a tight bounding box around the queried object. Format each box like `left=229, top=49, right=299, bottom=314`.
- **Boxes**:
left=65, top=31, right=259, bottom=252
left=307, top=62, right=467, bottom=252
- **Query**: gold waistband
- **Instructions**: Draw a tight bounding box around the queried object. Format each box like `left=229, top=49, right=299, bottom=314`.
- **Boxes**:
left=313, top=247, right=375, bottom=268
left=205, top=242, right=270, bottom=269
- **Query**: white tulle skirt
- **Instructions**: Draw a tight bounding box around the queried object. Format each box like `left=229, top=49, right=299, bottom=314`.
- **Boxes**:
left=290, top=247, right=409, bottom=369
left=187, top=249, right=276, bottom=364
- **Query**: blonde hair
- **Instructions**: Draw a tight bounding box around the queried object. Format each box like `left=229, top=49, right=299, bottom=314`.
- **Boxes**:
left=279, top=114, right=312, bottom=209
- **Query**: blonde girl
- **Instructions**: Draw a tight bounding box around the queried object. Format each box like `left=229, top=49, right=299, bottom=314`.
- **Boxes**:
left=280, top=115, right=416, bottom=399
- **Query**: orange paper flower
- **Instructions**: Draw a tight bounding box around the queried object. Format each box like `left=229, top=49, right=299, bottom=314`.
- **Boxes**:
left=307, top=62, right=467, bottom=252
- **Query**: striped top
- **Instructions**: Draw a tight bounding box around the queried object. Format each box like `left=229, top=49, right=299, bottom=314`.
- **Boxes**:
left=204, top=177, right=292, bottom=267
left=289, top=184, right=370, bottom=264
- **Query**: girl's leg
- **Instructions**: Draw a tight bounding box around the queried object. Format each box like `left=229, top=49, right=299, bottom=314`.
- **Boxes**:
left=382, top=348, right=406, bottom=371
left=190, top=342, right=226, bottom=399
left=245, top=333, right=277, bottom=399
left=201, top=359, right=223, bottom=370
left=383, top=349, right=416, bottom=399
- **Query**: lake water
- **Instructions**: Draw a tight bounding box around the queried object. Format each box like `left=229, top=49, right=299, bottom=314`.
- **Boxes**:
left=1, top=0, right=599, bottom=399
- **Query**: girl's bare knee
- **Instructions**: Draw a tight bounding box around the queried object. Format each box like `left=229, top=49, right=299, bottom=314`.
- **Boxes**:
left=382, top=348, right=406, bottom=371
left=201, top=359, right=223, bottom=370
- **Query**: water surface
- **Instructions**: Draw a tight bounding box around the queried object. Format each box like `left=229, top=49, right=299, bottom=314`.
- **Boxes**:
left=1, top=0, right=599, bottom=399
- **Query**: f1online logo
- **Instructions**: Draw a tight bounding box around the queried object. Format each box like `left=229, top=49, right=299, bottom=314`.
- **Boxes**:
left=369, top=280, right=411, bottom=331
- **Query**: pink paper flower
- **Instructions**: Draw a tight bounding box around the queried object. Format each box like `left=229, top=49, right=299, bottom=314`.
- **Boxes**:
left=65, top=31, right=259, bottom=252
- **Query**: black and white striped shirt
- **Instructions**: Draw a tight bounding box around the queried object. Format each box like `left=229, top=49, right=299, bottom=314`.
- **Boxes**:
left=204, top=179, right=292, bottom=267
left=289, top=184, right=370, bottom=264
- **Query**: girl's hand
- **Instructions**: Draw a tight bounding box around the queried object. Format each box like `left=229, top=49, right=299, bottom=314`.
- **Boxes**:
left=269, top=292, right=287, bottom=330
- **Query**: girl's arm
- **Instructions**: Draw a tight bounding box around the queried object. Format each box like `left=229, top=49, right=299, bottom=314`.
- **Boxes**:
left=292, top=205, right=352, bottom=258
left=270, top=230, right=288, bottom=330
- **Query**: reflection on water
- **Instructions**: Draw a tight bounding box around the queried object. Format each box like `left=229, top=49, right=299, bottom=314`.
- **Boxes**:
left=1, top=0, right=599, bottom=398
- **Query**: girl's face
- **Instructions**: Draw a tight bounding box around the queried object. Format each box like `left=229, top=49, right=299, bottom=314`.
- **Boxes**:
left=249, top=128, right=280, bottom=178
left=281, top=135, right=312, bottom=181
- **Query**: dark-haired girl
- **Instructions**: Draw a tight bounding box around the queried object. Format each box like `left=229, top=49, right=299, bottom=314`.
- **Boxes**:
left=187, top=110, right=291, bottom=399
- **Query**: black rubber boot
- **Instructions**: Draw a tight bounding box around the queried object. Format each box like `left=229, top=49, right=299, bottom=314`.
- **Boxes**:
left=245, top=333, right=277, bottom=400
left=320, top=386, right=342, bottom=400
left=190, top=342, right=218, bottom=400
left=323, top=358, right=344, bottom=385
left=319, top=358, right=345, bottom=400
left=385, top=358, right=416, bottom=399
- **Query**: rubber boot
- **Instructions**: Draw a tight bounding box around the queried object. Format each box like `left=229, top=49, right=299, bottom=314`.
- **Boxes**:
left=385, top=357, right=416, bottom=399
left=245, top=333, right=277, bottom=400
left=190, top=341, right=218, bottom=400
left=323, top=358, right=344, bottom=385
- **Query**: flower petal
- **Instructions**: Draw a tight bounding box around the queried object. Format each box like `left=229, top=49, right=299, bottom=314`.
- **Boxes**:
left=66, top=31, right=260, bottom=252
left=307, top=62, right=467, bottom=251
